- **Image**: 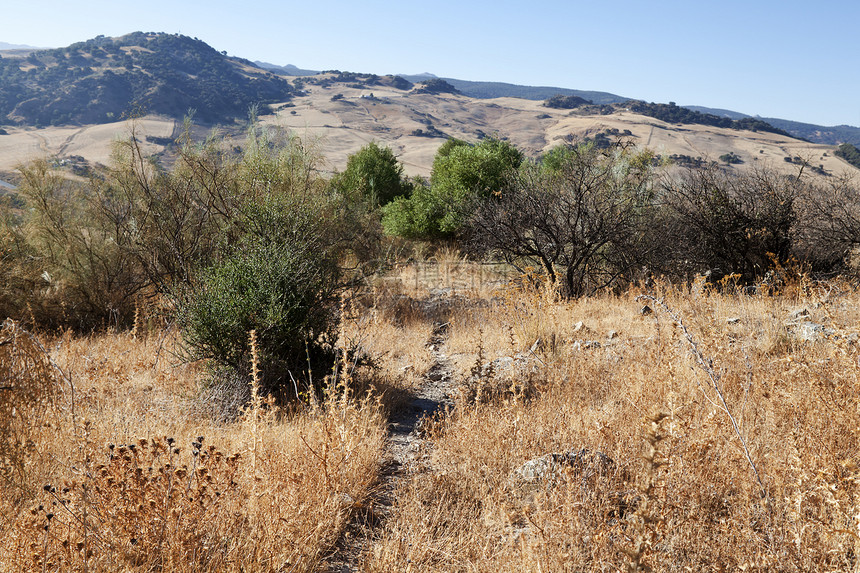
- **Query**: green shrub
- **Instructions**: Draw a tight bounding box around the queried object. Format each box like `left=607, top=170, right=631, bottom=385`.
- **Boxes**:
left=332, top=142, right=412, bottom=207
left=381, top=137, right=523, bottom=240
left=381, top=180, right=445, bottom=240
left=178, top=196, right=341, bottom=390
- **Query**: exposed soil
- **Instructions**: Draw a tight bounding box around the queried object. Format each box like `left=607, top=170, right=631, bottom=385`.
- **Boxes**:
left=321, top=320, right=458, bottom=572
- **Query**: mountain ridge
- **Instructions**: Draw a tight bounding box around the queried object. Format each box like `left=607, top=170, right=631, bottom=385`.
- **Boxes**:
left=2, top=32, right=858, bottom=145
left=0, top=32, right=292, bottom=126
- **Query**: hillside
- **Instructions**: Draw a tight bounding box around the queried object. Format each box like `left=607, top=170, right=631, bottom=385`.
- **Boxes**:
left=0, top=32, right=292, bottom=126
left=1, top=73, right=856, bottom=181
left=1, top=32, right=858, bottom=150
left=247, top=78, right=855, bottom=179
left=0, top=33, right=858, bottom=182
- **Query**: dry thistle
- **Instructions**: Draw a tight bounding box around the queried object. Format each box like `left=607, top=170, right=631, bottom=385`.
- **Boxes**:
left=623, top=412, right=669, bottom=573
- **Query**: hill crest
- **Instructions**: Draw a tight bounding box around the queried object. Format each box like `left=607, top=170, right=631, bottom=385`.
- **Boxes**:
left=0, top=32, right=292, bottom=126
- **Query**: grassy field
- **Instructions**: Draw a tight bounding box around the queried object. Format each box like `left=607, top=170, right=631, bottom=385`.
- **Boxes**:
left=3, top=261, right=860, bottom=571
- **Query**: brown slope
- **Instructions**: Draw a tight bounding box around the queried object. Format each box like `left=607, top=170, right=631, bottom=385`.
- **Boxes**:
left=0, top=75, right=855, bottom=180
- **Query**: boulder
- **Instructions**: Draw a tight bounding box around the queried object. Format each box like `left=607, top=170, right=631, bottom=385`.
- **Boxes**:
left=795, top=321, right=836, bottom=342
left=511, top=449, right=615, bottom=485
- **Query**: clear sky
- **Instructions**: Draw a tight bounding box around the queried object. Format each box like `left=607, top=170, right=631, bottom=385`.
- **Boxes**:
left=3, top=0, right=858, bottom=127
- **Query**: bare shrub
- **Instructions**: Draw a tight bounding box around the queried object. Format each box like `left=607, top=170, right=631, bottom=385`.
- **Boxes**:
left=795, top=173, right=860, bottom=272
left=467, top=142, right=658, bottom=298
left=0, top=319, right=61, bottom=495
left=661, top=164, right=801, bottom=284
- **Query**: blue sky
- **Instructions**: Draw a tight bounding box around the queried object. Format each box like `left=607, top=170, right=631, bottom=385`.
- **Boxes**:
left=3, top=0, right=858, bottom=127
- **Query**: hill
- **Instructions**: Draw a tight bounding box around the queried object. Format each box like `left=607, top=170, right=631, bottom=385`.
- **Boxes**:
left=1, top=71, right=855, bottom=181
left=1, top=33, right=858, bottom=183
left=401, top=75, right=627, bottom=104
left=254, top=61, right=319, bottom=76
left=0, top=32, right=293, bottom=126
left=2, top=32, right=858, bottom=149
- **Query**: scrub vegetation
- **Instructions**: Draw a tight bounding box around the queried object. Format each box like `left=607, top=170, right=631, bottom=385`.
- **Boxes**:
left=3, top=121, right=860, bottom=571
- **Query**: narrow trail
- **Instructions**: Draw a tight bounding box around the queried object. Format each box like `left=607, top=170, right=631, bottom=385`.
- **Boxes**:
left=322, top=321, right=458, bottom=572
left=387, top=321, right=456, bottom=469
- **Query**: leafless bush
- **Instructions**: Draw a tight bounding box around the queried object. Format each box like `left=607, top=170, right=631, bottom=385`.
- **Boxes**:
left=467, top=142, right=658, bottom=297
left=0, top=319, right=61, bottom=495
left=660, top=164, right=800, bottom=283
left=795, top=173, right=860, bottom=272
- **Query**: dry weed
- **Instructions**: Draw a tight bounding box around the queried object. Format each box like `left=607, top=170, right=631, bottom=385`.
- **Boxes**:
left=365, top=278, right=860, bottom=572
left=0, top=322, right=387, bottom=572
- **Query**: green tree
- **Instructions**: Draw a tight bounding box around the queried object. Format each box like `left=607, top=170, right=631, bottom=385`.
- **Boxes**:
left=382, top=137, right=523, bottom=239
left=333, top=142, right=411, bottom=207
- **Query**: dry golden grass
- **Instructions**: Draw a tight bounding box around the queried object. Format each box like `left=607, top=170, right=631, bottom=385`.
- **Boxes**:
left=5, top=267, right=860, bottom=571
left=0, top=321, right=387, bottom=572
left=364, top=277, right=860, bottom=572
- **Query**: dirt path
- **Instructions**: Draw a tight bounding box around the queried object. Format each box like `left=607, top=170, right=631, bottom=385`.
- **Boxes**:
left=387, top=321, right=455, bottom=468
left=57, top=127, right=84, bottom=156
left=322, top=321, right=458, bottom=572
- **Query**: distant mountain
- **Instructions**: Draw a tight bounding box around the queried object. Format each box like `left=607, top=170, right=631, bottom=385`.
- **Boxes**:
left=683, top=105, right=860, bottom=146
left=402, top=73, right=438, bottom=81
left=0, top=42, right=44, bottom=50
left=0, top=32, right=293, bottom=126
left=254, top=61, right=319, bottom=76
left=683, top=106, right=751, bottom=121
left=401, top=75, right=626, bottom=105
left=759, top=118, right=860, bottom=147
